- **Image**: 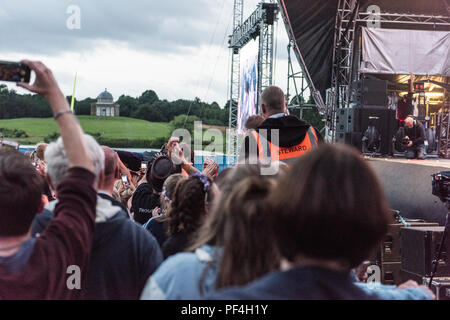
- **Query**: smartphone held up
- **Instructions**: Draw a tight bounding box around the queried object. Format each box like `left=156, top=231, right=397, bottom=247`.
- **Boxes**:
left=121, top=174, right=129, bottom=185
left=0, top=60, right=31, bottom=83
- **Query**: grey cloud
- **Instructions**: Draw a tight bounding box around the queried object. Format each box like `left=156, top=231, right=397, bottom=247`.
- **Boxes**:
left=0, top=0, right=230, bottom=55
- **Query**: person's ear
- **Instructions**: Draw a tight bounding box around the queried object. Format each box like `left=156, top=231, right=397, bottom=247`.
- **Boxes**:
left=261, top=103, right=267, bottom=116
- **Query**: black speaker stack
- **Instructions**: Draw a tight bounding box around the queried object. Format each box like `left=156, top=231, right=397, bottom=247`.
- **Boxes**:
left=400, top=226, right=450, bottom=299
left=336, top=78, right=398, bottom=156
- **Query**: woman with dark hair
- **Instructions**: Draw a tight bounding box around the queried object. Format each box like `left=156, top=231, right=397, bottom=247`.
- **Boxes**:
left=140, top=165, right=281, bottom=300
left=160, top=173, right=214, bottom=259
left=209, top=143, right=434, bottom=300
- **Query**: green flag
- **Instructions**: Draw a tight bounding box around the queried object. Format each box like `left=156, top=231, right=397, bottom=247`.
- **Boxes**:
left=70, top=73, right=77, bottom=112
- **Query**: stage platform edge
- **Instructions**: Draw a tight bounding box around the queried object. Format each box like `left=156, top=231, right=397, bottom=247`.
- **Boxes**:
left=366, top=158, right=449, bottom=225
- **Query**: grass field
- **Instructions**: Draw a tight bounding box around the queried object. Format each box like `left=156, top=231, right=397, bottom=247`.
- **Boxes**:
left=0, top=116, right=171, bottom=146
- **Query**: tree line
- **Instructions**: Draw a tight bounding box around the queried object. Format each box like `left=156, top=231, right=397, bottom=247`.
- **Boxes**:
left=0, top=83, right=323, bottom=133
left=0, top=84, right=230, bottom=126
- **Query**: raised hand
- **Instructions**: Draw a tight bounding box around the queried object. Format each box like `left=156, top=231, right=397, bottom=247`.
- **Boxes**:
left=170, top=143, right=186, bottom=166
left=202, top=158, right=219, bottom=179
left=17, top=60, right=65, bottom=109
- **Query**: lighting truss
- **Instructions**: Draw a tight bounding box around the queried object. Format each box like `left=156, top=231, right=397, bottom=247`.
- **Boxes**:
left=227, top=0, right=279, bottom=157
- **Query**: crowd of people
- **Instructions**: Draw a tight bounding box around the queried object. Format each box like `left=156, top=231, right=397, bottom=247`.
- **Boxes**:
left=0, top=61, right=436, bottom=300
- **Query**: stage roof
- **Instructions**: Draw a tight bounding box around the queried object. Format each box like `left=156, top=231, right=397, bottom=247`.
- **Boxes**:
left=279, top=0, right=450, bottom=98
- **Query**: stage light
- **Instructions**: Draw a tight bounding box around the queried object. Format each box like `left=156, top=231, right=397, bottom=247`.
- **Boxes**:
left=426, top=92, right=444, bottom=98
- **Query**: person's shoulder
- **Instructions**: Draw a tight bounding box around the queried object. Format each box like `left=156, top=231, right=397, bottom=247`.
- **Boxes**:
left=153, top=251, right=200, bottom=279
left=135, top=182, right=151, bottom=193
left=208, top=270, right=285, bottom=300
left=259, top=115, right=311, bottom=128
left=31, top=209, right=54, bottom=236
left=207, top=279, right=274, bottom=300
left=121, top=216, right=158, bottom=240
left=146, top=216, right=165, bottom=230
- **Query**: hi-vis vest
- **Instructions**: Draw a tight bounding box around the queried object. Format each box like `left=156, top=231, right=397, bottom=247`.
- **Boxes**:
left=251, top=126, right=319, bottom=164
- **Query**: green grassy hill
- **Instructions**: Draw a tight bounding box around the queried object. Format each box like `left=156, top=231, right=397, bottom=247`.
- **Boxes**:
left=0, top=116, right=171, bottom=148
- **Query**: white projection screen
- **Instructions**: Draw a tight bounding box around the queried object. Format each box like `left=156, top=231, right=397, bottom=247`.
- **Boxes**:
left=237, top=40, right=259, bottom=134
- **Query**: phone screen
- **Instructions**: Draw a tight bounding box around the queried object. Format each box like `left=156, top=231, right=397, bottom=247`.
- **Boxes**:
left=0, top=61, right=31, bottom=83
left=121, top=175, right=129, bottom=185
left=141, top=161, right=147, bottom=169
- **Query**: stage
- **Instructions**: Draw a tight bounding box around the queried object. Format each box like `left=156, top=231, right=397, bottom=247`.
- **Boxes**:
left=366, top=157, right=450, bottom=225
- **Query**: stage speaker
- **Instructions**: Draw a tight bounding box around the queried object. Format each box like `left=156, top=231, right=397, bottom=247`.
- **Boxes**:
left=401, top=226, right=450, bottom=278
left=355, top=107, right=398, bottom=155
left=335, top=108, right=356, bottom=133
left=353, top=78, right=388, bottom=107
left=345, top=132, right=362, bottom=152
left=381, top=262, right=402, bottom=286
left=335, top=108, right=357, bottom=145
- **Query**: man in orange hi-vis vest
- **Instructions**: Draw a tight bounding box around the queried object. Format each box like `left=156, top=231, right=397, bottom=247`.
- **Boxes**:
left=239, top=86, right=322, bottom=165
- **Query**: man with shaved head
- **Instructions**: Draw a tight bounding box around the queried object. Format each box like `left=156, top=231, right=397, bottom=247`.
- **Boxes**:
left=403, top=116, right=425, bottom=160
left=240, top=85, right=321, bottom=165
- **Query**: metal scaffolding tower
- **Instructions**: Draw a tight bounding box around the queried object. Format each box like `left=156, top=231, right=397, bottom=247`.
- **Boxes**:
left=329, top=0, right=359, bottom=139
left=257, top=1, right=277, bottom=110
left=227, top=0, right=244, bottom=159
left=227, top=0, right=279, bottom=157
left=286, top=40, right=314, bottom=119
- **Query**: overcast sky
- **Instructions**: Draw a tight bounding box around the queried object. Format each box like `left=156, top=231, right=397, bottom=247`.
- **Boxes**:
left=0, top=0, right=297, bottom=106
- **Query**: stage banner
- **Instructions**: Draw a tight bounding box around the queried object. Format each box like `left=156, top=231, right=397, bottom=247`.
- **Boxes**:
left=361, top=27, right=450, bottom=76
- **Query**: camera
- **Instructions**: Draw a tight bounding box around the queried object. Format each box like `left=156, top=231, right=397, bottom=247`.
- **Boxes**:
left=402, top=137, right=410, bottom=146
left=432, top=171, right=450, bottom=203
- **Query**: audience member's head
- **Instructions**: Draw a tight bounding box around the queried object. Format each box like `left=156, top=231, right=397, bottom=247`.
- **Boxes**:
left=191, top=164, right=280, bottom=289
left=45, top=135, right=105, bottom=191
left=260, top=86, right=287, bottom=117
left=270, top=143, right=391, bottom=270
left=213, top=167, right=233, bottom=190
left=167, top=173, right=213, bottom=237
left=404, top=116, right=414, bottom=129
left=35, top=143, right=48, bottom=162
left=244, top=115, right=264, bottom=131
left=160, top=173, right=185, bottom=214
left=100, top=146, right=119, bottom=192
left=0, top=150, right=44, bottom=237
left=147, top=155, right=174, bottom=193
